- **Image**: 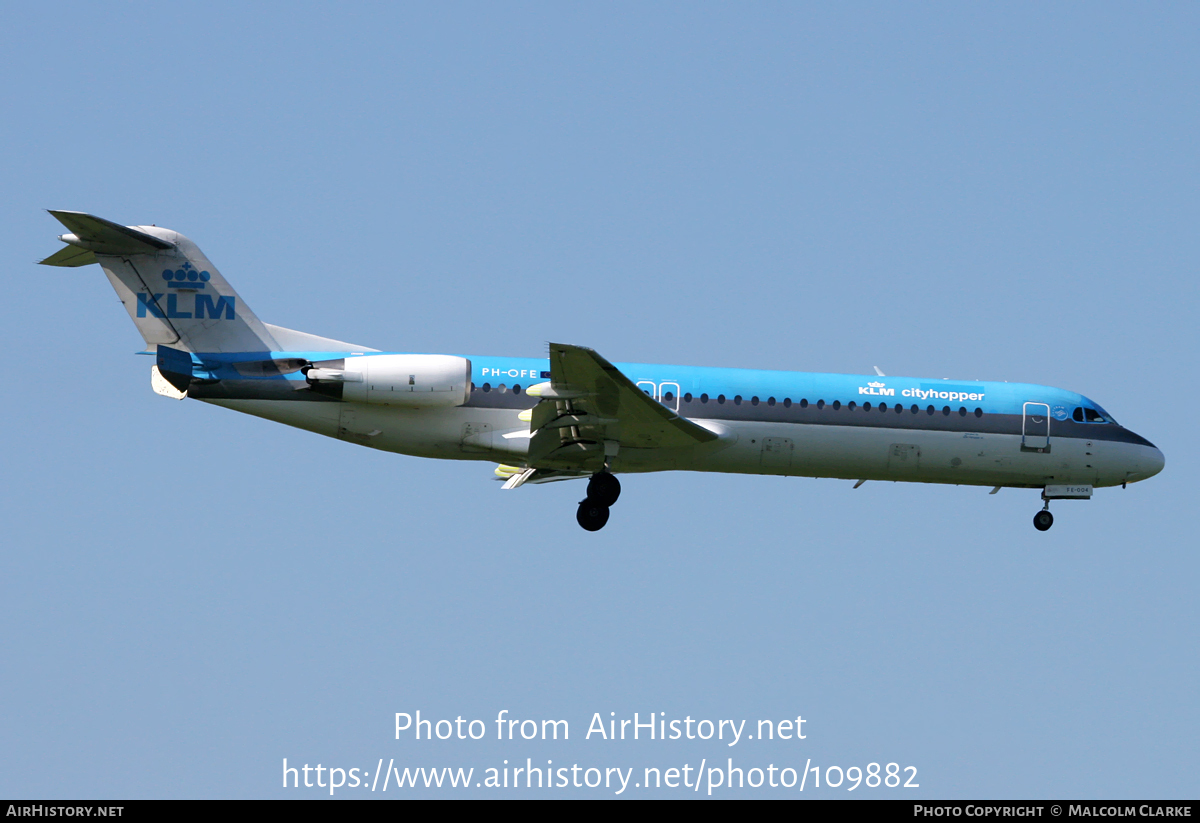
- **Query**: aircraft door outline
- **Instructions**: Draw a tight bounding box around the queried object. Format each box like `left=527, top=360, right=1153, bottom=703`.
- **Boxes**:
left=659, top=381, right=681, bottom=412
left=635, top=380, right=681, bottom=413
left=1022, top=402, right=1051, bottom=452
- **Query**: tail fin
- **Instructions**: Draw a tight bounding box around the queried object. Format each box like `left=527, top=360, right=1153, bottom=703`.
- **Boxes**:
left=41, top=211, right=279, bottom=353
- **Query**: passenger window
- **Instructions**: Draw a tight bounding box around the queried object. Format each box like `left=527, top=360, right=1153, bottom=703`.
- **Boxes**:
left=513, top=384, right=521, bottom=394
left=942, top=406, right=950, bottom=415
left=850, top=401, right=859, bottom=410
left=816, top=400, right=824, bottom=409
left=797, top=399, right=806, bottom=408
left=684, top=393, right=693, bottom=402
left=832, top=400, right=841, bottom=410
left=927, top=405, right=935, bottom=415
left=958, top=407, right=966, bottom=416
left=974, top=408, right=983, bottom=418
left=700, top=393, right=709, bottom=403
left=733, top=395, right=742, bottom=405
left=768, top=397, right=776, bottom=407
left=717, top=394, right=726, bottom=404
left=663, top=391, right=674, bottom=401
left=498, top=384, right=508, bottom=393
left=482, top=383, right=491, bottom=392
left=911, top=404, right=918, bottom=413
left=894, top=404, right=903, bottom=413
left=751, top=396, right=759, bottom=406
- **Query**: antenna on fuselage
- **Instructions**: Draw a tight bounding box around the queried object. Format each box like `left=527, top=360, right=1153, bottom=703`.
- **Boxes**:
left=873, top=366, right=885, bottom=377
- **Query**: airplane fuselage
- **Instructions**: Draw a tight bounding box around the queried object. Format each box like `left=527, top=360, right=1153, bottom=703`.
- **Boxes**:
left=193, top=352, right=1164, bottom=491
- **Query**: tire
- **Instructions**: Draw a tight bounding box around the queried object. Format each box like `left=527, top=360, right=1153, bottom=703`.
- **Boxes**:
left=576, top=500, right=610, bottom=531
left=1033, top=510, right=1054, bottom=531
left=587, top=472, right=621, bottom=507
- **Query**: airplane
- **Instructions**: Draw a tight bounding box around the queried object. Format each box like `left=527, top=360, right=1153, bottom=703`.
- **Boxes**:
left=41, top=211, right=1164, bottom=532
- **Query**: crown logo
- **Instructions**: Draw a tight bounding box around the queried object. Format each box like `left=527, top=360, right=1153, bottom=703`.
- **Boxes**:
left=161, top=261, right=211, bottom=289
left=868, top=381, right=885, bottom=388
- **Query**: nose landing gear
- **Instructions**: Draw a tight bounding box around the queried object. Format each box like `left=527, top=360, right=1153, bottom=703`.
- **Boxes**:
left=576, top=471, right=621, bottom=531
left=1032, top=485, right=1091, bottom=531
left=1033, top=507, right=1054, bottom=531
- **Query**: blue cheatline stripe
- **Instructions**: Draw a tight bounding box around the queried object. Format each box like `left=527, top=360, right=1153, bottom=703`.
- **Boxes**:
left=179, top=350, right=1107, bottom=420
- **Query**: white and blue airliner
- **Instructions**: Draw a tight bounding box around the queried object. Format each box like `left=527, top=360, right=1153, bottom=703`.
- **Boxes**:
left=42, top=211, right=1164, bottom=532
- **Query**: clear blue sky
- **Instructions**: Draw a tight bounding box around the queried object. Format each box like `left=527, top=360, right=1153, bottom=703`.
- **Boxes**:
left=1, top=2, right=1196, bottom=798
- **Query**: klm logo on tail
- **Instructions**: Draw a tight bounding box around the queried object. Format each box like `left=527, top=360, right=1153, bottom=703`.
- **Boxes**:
left=161, top=262, right=211, bottom=289
left=137, top=261, right=236, bottom=320
left=137, top=292, right=235, bottom=319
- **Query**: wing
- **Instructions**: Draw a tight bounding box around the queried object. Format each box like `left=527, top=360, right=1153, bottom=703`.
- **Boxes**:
left=525, top=343, right=717, bottom=471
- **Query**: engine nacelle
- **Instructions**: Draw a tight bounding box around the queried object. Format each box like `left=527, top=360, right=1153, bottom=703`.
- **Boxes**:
left=338, top=354, right=472, bottom=408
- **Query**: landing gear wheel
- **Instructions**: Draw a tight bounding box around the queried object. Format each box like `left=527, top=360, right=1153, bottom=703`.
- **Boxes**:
left=577, top=500, right=610, bottom=531
left=587, top=472, right=621, bottom=507
left=1033, top=510, right=1054, bottom=531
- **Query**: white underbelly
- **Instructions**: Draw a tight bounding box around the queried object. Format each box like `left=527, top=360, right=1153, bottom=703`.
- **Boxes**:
left=687, top=420, right=1105, bottom=488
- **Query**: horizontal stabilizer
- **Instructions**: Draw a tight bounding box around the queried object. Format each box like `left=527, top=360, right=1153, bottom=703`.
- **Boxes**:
left=38, top=244, right=97, bottom=267
left=45, top=210, right=173, bottom=256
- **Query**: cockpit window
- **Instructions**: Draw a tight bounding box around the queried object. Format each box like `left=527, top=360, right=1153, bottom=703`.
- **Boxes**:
left=1073, top=406, right=1117, bottom=424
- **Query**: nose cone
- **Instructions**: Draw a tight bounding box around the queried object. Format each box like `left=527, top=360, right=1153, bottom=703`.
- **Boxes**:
left=1128, top=443, right=1165, bottom=483
left=1144, top=446, right=1165, bottom=478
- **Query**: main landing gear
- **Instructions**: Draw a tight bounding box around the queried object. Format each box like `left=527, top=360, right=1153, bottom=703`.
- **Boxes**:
left=576, top=471, right=621, bottom=531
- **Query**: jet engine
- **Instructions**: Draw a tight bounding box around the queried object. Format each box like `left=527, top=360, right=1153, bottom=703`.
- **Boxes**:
left=306, top=354, right=472, bottom=408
